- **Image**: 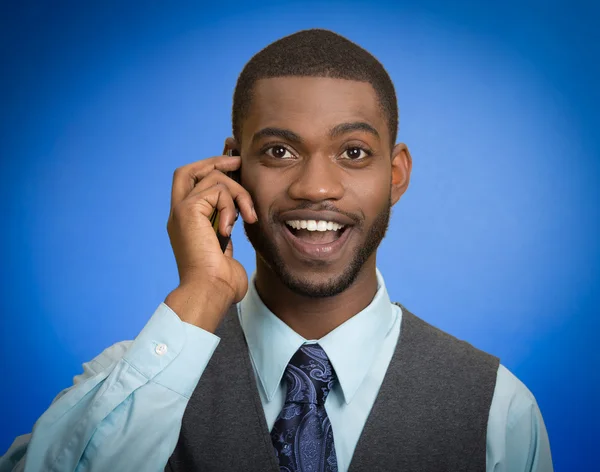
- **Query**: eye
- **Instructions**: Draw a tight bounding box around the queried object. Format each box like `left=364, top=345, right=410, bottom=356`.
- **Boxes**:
left=341, top=147, right=370, bottom=160
left=265, top=145, right=294, bottom=159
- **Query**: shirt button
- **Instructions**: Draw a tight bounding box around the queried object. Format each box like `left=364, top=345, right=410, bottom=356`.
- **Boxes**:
left=155, top=343, right=168, bottom=356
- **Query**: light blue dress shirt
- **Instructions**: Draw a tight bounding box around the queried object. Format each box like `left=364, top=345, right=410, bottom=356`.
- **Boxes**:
left=1, top=270, right=553, bottom=472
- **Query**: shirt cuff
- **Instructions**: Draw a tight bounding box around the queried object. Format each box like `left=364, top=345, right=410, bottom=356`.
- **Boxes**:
left=123, top=302, right=221, bottom=398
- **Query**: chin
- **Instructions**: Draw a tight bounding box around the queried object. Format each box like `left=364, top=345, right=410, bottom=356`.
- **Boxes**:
left=244, top=209, right=387, bottom=298
left=269, top=257, right=365, bottom=298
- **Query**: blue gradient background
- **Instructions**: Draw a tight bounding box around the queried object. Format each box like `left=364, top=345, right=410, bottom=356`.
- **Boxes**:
left=1, top=1, right=598, bottom=470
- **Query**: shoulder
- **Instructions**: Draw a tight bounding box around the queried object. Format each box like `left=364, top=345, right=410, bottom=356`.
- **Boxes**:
left=491, top=364, right=539, bottom=424
left=487, top=365, right=551, bottom=469
left=394, top=302, right=499, bottom=368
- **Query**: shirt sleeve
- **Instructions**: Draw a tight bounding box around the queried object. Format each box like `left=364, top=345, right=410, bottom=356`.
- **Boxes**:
left=0, top=303, right=220, bottom=472
left=0, top=345, right=123, bottom=472
left=486, top=364, right=554, bottom=472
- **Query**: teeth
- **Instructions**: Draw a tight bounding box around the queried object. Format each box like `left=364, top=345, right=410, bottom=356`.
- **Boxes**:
left=285, top=220, right=345, bottom=232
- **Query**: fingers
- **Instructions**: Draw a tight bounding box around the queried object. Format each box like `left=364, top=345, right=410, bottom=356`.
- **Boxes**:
left=170, top=155, right=241, bottom=212
left=184, top=183, right=239, bottom=234
left=187, top=169, right=256, bottom=226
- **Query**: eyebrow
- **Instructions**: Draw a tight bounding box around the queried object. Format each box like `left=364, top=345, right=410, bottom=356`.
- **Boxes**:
left=251, top=121, right=380, bottom=146
left=329, top=121, right=380, bottom=140
left=252, top=127, right=303, bottom=145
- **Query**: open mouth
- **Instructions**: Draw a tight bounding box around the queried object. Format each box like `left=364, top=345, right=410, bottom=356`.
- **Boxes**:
left=284, top=220, right=348, bottom=245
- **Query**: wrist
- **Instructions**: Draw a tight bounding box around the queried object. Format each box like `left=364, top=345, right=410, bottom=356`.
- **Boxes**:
left=164, top=281, right=234, bottom=333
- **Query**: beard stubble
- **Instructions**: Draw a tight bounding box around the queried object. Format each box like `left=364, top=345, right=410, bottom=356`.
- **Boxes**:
left=244, top=198, right=392, bottom=298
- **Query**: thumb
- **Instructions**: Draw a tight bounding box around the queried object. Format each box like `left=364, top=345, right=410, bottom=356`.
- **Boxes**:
left=231, top=260, right=249, bottom=303
left=224, top=238, right=234, bottom=258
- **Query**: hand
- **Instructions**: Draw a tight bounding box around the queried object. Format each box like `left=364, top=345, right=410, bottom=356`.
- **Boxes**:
left=164, top=154, right=258, bottom=331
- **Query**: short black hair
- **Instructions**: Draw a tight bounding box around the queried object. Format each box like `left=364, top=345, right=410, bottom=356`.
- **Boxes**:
left=232, top=29, right=398, bottom=147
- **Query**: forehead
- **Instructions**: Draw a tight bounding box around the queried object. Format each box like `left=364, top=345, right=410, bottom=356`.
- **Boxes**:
left=243, top=77, right=388, bottom=142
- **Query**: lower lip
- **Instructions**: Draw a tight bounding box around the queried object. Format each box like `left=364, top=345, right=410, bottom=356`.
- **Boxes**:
left=281, top=225, right=353, bottom=260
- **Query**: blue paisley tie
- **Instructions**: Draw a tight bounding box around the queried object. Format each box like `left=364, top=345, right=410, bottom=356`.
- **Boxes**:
left=271, top=344, right=338, bottom=472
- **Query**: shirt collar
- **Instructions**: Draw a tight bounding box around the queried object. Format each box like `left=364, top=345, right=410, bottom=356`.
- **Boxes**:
left=239, top=268, right=395, bottom=405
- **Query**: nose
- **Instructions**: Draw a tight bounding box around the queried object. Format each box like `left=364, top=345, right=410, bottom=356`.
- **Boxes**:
left=287, top=155, right=345, bottom=203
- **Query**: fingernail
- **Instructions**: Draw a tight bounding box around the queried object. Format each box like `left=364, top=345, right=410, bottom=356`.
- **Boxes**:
left=252, top=208, right=258, bottom=221
left=226, top=225, right=233, bottom=236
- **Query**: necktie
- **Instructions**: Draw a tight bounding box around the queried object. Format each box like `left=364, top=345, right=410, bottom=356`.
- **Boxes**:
left=271, top=344, right=338, bottom=472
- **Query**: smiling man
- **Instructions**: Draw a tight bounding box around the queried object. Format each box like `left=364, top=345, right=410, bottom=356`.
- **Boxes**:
left=0, top=29, right=552, bottom=472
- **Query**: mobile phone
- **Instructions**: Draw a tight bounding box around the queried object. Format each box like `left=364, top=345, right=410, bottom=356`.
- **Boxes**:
left=210, top=149, right=241, bottom=252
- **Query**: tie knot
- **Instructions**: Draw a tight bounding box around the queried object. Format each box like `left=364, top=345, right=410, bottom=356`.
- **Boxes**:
left=283, top=344, right=336, bottom=405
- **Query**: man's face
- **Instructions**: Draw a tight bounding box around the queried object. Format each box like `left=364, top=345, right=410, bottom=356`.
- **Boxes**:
left=239, top=77, right=402, bottom=297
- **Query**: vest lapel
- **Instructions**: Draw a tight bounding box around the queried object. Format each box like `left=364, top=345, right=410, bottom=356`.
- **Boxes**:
left=166, top=305, right=279, bottom=472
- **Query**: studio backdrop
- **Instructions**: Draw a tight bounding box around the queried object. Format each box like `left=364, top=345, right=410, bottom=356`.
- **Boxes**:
left=1, top=2, right=598, bottom=471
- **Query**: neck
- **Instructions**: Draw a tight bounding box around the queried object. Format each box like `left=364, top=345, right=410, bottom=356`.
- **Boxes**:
left=254, top=257, right=379, bottom=339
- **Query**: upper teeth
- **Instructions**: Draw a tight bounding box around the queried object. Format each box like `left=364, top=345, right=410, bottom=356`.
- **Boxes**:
left=286, top=220, right=345, bottom=231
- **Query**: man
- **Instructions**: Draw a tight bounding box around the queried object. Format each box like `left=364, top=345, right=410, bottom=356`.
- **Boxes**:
left=1, top=29, right=552, bottom=472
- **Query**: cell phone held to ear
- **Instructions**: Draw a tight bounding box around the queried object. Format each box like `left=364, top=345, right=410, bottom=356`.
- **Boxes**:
left=210, top=149, right=241, bottom=252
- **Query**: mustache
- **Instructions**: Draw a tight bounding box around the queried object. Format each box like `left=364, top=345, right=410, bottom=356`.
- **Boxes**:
left=274, top=201, right=364, bottom=228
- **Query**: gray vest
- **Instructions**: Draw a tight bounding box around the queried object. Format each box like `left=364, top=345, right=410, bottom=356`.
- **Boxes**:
left=166, top=303, right=499, bottom=471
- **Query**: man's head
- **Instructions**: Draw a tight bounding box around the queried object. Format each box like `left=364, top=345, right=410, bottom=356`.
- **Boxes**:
left=227, top=29, right=412, bottom=298
left=232, top=29, right=398, bottom=148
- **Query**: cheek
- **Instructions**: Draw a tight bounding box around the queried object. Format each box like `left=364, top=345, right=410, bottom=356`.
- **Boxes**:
left=347, top=174, right=391, bottom=217
left=243, top=170, right=284, bottom=216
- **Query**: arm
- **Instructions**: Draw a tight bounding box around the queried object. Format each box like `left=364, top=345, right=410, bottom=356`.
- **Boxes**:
left=486, top=364, right=553, bottom=472
left=0, top=342, right=131, bottom=472
left=2, top=154, right=257, bottom=471
left=0, top=302, right=219, bottom=472
left=504, top=395, right=553, bottom=472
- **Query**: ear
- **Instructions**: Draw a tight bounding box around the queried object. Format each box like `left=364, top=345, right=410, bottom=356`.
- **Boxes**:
left=223, top=137, right=241, bottom=156
left=390, top=143, right=412, bottom=205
